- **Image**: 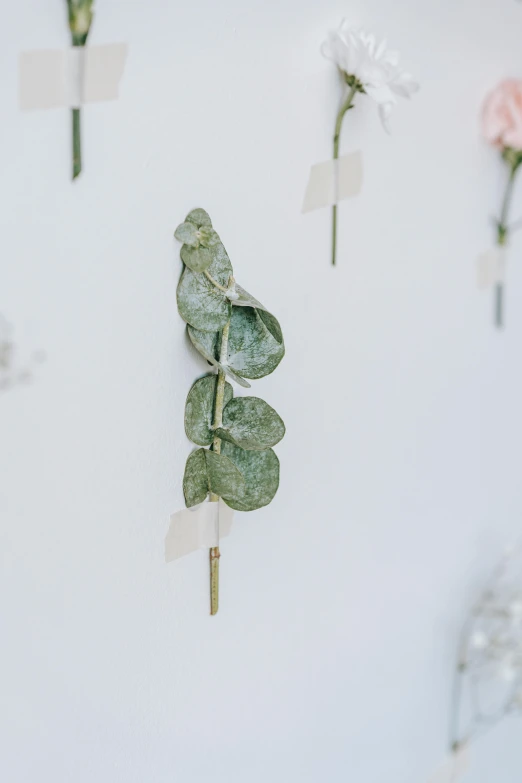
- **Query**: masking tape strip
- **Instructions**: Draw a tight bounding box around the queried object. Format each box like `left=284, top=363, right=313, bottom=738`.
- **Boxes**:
left=19, top=43, right=128, bottom=111
left=165, top=499, right=234, bottom=563
left=301, top=151, right=363, bottom=213
left=428, top=744, right=469, bottom=783
left=477, top=247, right=506, bottom=289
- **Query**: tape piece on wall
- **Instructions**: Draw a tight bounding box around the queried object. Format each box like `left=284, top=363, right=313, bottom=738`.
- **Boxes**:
left=428, top=744, right=469, bottom=783
left=165, top=499, right=234, bottom=563
left=301, top=151, right=363, bottom=213
left=18, top=43, right=128, bottom=111
left=477, top=247, right=506, bottom=289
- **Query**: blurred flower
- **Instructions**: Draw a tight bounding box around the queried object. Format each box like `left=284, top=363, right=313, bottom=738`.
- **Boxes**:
left=321, top=22, right=419, bottom=132
left=470, top=630, right=489, bottom=650
left=483, top=80, right=522, bottom=150
left=500, top=658, right=517, bottom=682
left=481, top=80, right=522, bottom=327
left=509, top=599, right=522, bottom=619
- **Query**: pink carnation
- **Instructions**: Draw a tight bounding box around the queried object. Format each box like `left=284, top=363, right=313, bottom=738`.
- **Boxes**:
left=482, top=79, right=522, bottom=150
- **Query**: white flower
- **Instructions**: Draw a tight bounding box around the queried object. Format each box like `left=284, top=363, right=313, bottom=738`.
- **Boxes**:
left=321, top=22, right=419, bottom=132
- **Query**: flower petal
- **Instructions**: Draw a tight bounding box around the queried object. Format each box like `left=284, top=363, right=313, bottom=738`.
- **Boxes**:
left=389, top=71, right=420, bottom=98
left=378, top=101, right=394, bottom=133
left=321, top=23, right=419, bottom=113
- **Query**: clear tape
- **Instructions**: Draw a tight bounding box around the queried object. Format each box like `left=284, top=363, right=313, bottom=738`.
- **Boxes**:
left=165, top=499, right=234, bottom=563
left=19, top=43, right=128, bottom=111
left=477, top=247, right=506, bottom=289
left=301, top=151, right=363, bottom=213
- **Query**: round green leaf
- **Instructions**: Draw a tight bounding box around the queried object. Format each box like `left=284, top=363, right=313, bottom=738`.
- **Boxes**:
left=204, top=450, right=245, bottom=502
left=220, top=443, right=280, bottom=511
left=226, top=306, right=285, bottom=379
left=185, top=374, right=233, bottom=446
left=185, top=208, right=212, bottom=228
left=187, top=326, right=251, bottom=389
left=258, top=309, right=283, bottom=345
left=180, top=244, right=212, bottom=273
left=198, top=227, right=220, bottom=248
left=177, top=242, right=233, bottom=332
left=183, top=448, right=209, bottom=507
left=174, top=221, right=199, bottom=247
left=232, top=285, right=267, bottom=311
left=217, top=397, right=285, bottom=450
left=183, top=446, right=246, bottom=507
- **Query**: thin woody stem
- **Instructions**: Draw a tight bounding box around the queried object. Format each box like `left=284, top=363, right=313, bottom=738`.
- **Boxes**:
left=209, top=318, right=230, bottom=616
left=204, top=270, right=232, bottom=294
left=331, top=83, right=358, bottom=266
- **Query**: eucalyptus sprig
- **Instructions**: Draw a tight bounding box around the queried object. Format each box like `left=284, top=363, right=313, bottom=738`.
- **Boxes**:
left=175, top=208, right=285, bottom=615
left=66, top=0, right=95, bottom=179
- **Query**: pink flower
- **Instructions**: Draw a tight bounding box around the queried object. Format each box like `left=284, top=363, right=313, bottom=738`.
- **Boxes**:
left=482, top=79, right=522, bottom=150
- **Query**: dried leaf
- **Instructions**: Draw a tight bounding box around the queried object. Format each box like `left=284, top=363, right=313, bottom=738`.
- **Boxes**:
left=187, top=326, right=251, bottom=389
left=204, top=449, right=245, bottom=503
left=232, top=285, right=268, bottom=311
left=198, top=227, right=220, bottom=248
left=183, top=448, right=208, bottom=507
left=220, top=443, right=280, bottom=511
left=185, top=208, right=212, bottom=228
left=174, top=221, right=199, bottom=247
left=185, top=374, right=233, bottom=446
left=216, top=397, right=285, bottom=450
left=183, top=447, right=245, bottom=507
left=180, top=244, right=212, bottom=273
left=257, top=309, right=283, bottom=345
left=177, top=242, right=233, bottom=332
left=227, top=306, right=284, bottom=379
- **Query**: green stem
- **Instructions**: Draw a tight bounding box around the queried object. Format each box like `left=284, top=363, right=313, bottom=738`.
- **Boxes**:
left=494, top=283, right=503, bottom=329
left=495, top=165, right=518, bottom=328
left=331, top=84, right=358, bottom=266
left=69, top=6, right=93, bottom=181
left=449, top=618, right=472, bottom=753
left=72, top=107, right=82, bottom=180
left=209, top=319, right=230, bottom=616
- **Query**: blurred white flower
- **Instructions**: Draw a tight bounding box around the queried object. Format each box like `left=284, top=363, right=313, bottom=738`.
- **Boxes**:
left=470, top=630, right=489, bottom=650
left=500, top=662, right=517, bottom=682
left=321, top=22, right=419, bottom=132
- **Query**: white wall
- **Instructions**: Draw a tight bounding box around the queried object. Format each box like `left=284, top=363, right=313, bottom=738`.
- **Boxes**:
left=2, top=1, right=522, bottom=780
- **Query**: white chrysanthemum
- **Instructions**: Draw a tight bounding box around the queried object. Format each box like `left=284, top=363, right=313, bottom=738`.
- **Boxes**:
left=321, top=22, right=419, bottom=132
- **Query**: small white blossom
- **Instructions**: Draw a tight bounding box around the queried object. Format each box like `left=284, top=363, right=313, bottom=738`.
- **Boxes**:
left=321, top=22, right=419, bottom=132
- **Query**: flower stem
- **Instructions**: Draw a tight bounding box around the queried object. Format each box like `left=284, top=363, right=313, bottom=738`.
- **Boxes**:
left=68, top=0, right=94, bottom=181
left=495, top=165, right=518, bottom=328
left=331, top=83, right=358, bottom=266
left=72, top=107, right=82, bottom=180
left=209, top=319, right=230, bottom=616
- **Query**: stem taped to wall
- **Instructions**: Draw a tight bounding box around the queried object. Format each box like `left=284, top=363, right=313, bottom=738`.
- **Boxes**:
left=66, top=0, right=94, bottom=179
left=175, top=208, right=285, bottom=615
